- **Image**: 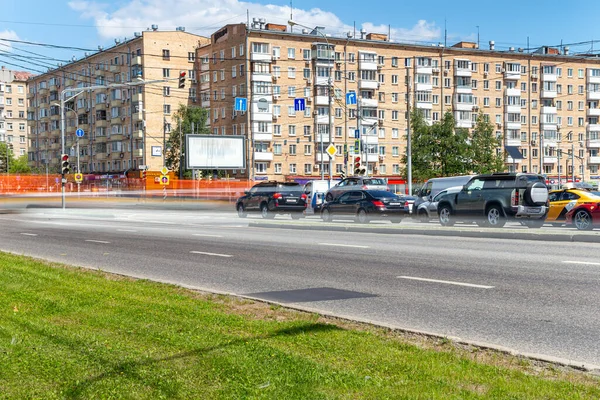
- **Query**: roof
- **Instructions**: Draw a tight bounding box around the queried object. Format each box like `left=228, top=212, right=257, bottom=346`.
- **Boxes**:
left=13, top=71, right=34, bottom=81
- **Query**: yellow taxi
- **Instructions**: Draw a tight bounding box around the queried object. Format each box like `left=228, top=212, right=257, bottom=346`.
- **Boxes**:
left=546, top=188, right=599, bottom=225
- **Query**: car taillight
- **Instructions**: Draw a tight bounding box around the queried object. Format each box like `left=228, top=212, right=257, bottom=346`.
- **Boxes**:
left=511, top=189, right=519, bottom=206
left=372, top=200, right=385, bottom=208
left=404, top=201, right=409, bottom=207
left=362, top=185, right=369, bottom=190
left=301, top=193, right=307, bottom=201
left=273, top=193, right=282, bottom=200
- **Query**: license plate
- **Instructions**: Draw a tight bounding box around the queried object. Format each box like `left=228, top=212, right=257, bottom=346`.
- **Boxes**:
left=527, top=207, right=541, bottom=213
left=389, top=202, right=401, bottom=206
left=286, top=198, right=298, bottom=203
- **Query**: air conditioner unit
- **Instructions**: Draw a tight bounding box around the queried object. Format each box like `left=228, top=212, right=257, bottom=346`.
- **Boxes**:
left=444, top=69, right=449, bottom=75
left=191, top=79, right=197, bottom=84
left=531, top=140, right=537, bottom=145
left=432, top=67, right=440, bottom=73
left=272, top=76, right=278, bottom=81
left=335, top=61, right=342, bottom=66
left=121, top=116, right=126, bottom=120
left=472, top=106, right=479, bottom=111
left=313, top=164, right=319, bottom=170
left=306, top=97, right=312, bottom=102
left=531, top=73, right=538, bottom=79
left=305, top=60, right=310, bottom=66
left=497, top=123, right=502, bottom=128
left=273, top=94, right=280, bottom=99
left=483, top=72, right=488, bottom=77
left=306, top=79, right=312, bottom=85
left=501, top=68, right=506, bottom=73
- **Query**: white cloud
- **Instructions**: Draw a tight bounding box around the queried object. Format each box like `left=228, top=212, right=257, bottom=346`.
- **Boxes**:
left=68, top=0, right=440, bottom=43
left=0, top=30, right=21, bottom=52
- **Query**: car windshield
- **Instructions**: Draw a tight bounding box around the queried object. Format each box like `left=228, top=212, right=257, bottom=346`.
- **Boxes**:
left=279, top=183, right=303, bottom=193
left=368, top=190, right=397, bottom=199
left=363, top=179, right=386, bottom=185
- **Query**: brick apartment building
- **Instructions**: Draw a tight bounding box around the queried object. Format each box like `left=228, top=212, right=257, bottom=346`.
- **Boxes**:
left=1, top=66, right=33, bottom=164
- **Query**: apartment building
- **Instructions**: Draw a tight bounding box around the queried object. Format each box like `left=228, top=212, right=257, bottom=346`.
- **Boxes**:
left=26, top=27, right=209, bottom=176
left=1, top=66, right=33, bottom=161
left=198, top=20, right=600, bottom=187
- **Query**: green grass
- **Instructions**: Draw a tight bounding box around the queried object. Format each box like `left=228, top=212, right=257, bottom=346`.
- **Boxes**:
left=1, top=252, right=599, bottom=399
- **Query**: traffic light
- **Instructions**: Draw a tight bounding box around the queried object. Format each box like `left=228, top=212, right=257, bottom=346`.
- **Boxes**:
left=178, top=71, right=186, bottom=89
left=61, top=154, right=70, bottom=175
left=141, top=170, right=147, bottom=180
left=353, top=156, right=366, bottom=176
left=340, top=171, right=346, bottom=180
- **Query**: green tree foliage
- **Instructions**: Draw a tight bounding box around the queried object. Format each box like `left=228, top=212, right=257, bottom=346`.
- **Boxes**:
left=9, top=155, right=32, bottom=174
left=0, top=143, right=14, bottom=173
left=166, top=105, right=210, bottom=178
left=470, top=112, right=505, bottom=174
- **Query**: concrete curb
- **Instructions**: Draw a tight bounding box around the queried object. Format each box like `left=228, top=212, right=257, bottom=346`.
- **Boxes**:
left=248, top=221, right=600, bottom=243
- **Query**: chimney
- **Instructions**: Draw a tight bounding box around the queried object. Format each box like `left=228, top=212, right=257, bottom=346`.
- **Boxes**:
left=564, top=46, right=570, bottom=55
left=360, top=28, right=366, bottom=39
left=489, top=40, right=495, bottom=51
left=151, top=24, right=158, bottom=31
left=509, top=47, right=515, bottom=52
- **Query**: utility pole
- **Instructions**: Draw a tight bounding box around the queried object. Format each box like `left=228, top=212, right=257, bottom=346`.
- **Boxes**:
left=328, top=44, right=333, bottom=184
left=572, top=142, right=575, bottom=183
left=406, top=66, right=412, bottom=195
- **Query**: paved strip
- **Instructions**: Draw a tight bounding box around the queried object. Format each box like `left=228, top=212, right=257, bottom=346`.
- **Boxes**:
left=19, top=233, right=38, bottom=236
left=117, top=229, right=138, bottom=233
left=318, top=243, right=370, bottom=249
left=397, top=275, right=495, bottom=289
left=190, top=251, right=233, bottom=258
left=563, top=260, right=600, bottom=266
left=85, top=240, right=111, bottom=244
left=192, top=234, right=224, bottom=238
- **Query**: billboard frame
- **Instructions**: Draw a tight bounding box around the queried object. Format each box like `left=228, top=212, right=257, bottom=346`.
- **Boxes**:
left=185, top=134, right=246, bottom=170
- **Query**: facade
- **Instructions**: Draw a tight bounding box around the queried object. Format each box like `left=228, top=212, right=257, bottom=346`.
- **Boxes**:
left=197, top=21, right=600, bottom=187
left=26, top=28, right=209, bottom=176
left=1, top=66, right=33, bottom=162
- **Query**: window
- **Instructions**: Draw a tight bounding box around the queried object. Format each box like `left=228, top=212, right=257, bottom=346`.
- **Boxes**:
left=287, top=47, right=296, bottom=59
left=273, top=143, right=282, bottom=155
left=272, top=46, right=280, bottom=59
left=288, top=125, right=296, bottom=136
left=304, top=144, right=311, bottom=155
left=392, top=128, right=399, bottom=139
left=288, top=67, right=296, bottom=78
left=391, top=57, right=398, bottom=67
left=495, top=81, right=501, bottom=90
left=568, top=68, right=573, bottom=77
left=162, top=68, right=170, bottom=78
left=289, top=163, right=297, bottom=174
left=391, top=75, right=398, bottom=85
left=162, top=49, right=170, bottom=59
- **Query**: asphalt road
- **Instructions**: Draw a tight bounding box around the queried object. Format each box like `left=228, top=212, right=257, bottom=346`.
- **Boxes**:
left=1, top=206, right=599, bottom=369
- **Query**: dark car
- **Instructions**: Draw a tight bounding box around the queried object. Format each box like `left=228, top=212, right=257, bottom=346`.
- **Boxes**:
left=236, top=181, right=307, bottom=219
left=436, top=173, right=549, bottom=228
left=320, top=190, right=408, bottom=223
left=565, top=194, right=600, bottom=230
left=325, top=177, right=389, bottom=202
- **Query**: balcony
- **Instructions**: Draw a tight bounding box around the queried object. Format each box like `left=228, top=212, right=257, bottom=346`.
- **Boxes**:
left=96, top=119, right=108, bottom=128
left=359, top=80, right=378, bottom=90
left=316, top=115, right=330, bottom=124
left=315, top=96, right=329, bottom=106
left=315, top=76, right=330, bottom=86
left=416, top=102, right=433, bottom=110
left=132, top=56, right=142, bottom=65
left=541, top=72, right=557, bottom=82
left=77, top=106, right=89, bottom=115
left=109, top=65, right=119, bottom=72
left=251, top=112, right=272, bottom=122
left=38, top=87, right=49, bottom=96
left=588, top=91, right=600, bottom=101
left=133, top=149, right=143, bottom=157
left=315, top=134, right=330, bottom=143
left=365, top=154, right=379, bottom=163
left=78, top=138, right=89, bottom=146
left=94, top=136, right=107, bottom=143
left=251, top=72, right=272, bottom=82
left=455, top=120, right=472, bottom=128
left=416, top=66, right=433, bottom=75
left=505, top=88, right=520, bottom=97
left=415, top=83, right=433, bottom=92
left=541, top=106, right=557, bottom=115
left=505, top=122, right=521, bottom=131
left=132, top=112, right=143, bottom=122
left=360, top=98, right=377, bottom=108
left=505, top=137, right=521, bottom=147
left=50, top=143, right=60, bottom=150
left=588, top=156, right=600, bottom=164
left=506, top=105, right=521, bottom=114
left=132, top=129, right=143, bottom=139
left=543, top=156, right=558, bottom=164
left=453, top=102, right=473, bottom=112
left=132, top=93, right=143, bottom=103
left=504, top=70, right=520, bottom=80
left=111, top=116, right=124, bottom=125
left=95, top=102, right=107, bottom=110
left=94, top=68, right=104, bottom=76
left=254, top=151, right=273, bottom=161
left=587, top=139, right=600, bottom=148
left=109, top=133, right=124, bottom=141
left=315, top=153, right=329, bottom=162
left=250, top=52, right=272, bottom=62
left=588, top=124, right=600, bottom=132
left=363, top=135, right=379, bottom=144
left=253, top=133, right=272, bottom=141
left=454, top=68, right=471, bottom=78
left=587, top=108, right=600, bottom=117
left=95, top=153, right=107, bottom=161
left=455, top=85, right=471, bottom=94
left=541, top=89, right=557, bottom=99
left=358, top=53, right=378, bottom=71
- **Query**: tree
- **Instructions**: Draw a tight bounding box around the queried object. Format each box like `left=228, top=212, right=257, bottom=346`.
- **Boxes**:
left=401, top=109, right=436, bottom=182
left=0, top=143, right=13, bottom=173
left=166, top=105, right=210, bottom=178
left=470, top=112, right=505, bottom=174
left=9, top=155, right=32, bottom=174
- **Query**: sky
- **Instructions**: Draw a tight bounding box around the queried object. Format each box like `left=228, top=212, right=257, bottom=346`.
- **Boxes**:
left=1, top=0, right=600, bottom=74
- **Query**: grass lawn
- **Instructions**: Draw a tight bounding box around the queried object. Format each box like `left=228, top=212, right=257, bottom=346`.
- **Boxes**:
left=1, top=251, right=599, bottom=399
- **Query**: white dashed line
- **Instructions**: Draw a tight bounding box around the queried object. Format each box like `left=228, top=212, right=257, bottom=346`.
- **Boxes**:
left=117, top=229, right=137, bottom=233
left=318, top=243, right=370, bottom=249
left=192, top=234, right=223, bottom=238
left=190, top=251, right=232, bottom=258
left=20, top=233, right=38, bottom=236
left=563, top=261, right=600, bottom=266
left=85, top=240, right=111, bottom=244
left=397, top=276, right=494, bottom=289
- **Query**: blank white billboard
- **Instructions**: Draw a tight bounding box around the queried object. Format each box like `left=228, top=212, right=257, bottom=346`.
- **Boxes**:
left=186, top=135, right=246, bottom=169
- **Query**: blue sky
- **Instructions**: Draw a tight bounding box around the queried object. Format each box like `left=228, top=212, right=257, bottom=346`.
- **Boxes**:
left=2, top=0, right=600, bottom=74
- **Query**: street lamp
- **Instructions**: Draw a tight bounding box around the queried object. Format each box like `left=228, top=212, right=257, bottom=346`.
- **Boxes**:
left=288, top=20, right=334, bottom=184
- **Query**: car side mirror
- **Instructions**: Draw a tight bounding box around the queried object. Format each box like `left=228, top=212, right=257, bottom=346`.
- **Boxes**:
left=244, top=190, right=249, bottom=195
left=428, top=195, right=433, bottom=201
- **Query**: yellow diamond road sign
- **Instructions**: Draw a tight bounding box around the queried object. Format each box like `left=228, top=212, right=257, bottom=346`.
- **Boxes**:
left=160, top=167, right=169, bottom=175
left=326, top=144, right=337, bottom=157
left=74, top=173, right=83, bottom=183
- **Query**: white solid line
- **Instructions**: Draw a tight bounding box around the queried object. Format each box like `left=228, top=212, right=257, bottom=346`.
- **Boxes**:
left=20, top=233, right=38, bottom=236
left=85, top=240, right=111, bottom=244
left=192, top=234, right=223, bottom=238
left=190, top=251, right=232, bottom=258
left=397, top=276, right=494, bottom=289
left=117, top=229, right=137, bottom=233
left=563, top=260, right=600, bottom=266
left=318, top=243, right=370, bottom=249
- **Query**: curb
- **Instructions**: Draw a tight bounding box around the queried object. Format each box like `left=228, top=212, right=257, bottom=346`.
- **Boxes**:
left=248, top=221, right=600, bottom=243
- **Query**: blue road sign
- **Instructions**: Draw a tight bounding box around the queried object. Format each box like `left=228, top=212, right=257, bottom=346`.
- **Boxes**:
left=346, top=92, right=357, bottom=105
left=354, top=129, right=360, bottom=139
left=294, top=98, right=306, bottom=111
left=234, top=97, right=247, bottom=112
left=76, top=128, right=84, bottom=137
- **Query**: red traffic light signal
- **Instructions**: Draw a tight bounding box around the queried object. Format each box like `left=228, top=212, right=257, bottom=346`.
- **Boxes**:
left=178, top=71, right=186, bottom=89
left=61, top=154, right=70, bottom=175
left=141, top=170, right=147, bottom=179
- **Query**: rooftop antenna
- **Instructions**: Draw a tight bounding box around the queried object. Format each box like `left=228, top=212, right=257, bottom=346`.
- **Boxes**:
left=444, top=18, right=447, bottom=47
left=290, top=0, right=293, bottom=33
left=476, top=25, right=480, bottom=49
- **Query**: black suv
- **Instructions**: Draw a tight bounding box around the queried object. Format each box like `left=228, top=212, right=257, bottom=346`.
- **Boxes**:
left=436, top=173, right=549, bottom=228
left=236, top=181, right=307, bottom=219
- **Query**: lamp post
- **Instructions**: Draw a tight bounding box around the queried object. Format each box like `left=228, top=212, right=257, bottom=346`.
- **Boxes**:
left=288, top=20, right=334, bottom=184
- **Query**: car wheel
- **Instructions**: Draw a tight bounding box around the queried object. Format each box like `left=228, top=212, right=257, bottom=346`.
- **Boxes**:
left=260, top=203, right=273, bottom=219
left=321, top=208, right=332, bottom=222
left=438, top=205, right=454, bottom=227
left=236, top=203, right=247, bottom=218
left=486, top=206, right=506, bottom=228
left=573, top=209, right=593, bottom=231
left=355, top=208, right=370, bottom=224
left=325, top=193, right=333, bottom=202
left=418, top=210, right=429, bottom=223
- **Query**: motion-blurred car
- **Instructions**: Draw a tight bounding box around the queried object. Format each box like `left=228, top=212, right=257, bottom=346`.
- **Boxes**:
left=546, top=189, right=600, bottom=226
left=564, top=194, right=600, bottom=230
left=320, top=190, right=408, bottom=223
left=324, top=177, right=389, bottom=202
left=399, top=195, right=416, bottom=215
left=414, top=186, right=462, bottom=222
left=236, top=181, right=307, bottom=219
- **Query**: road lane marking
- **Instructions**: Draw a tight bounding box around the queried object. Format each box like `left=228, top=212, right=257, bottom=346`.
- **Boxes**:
left=85, top=240, right=111, bottom=244
left=20, top=233, right=38, bottom=236
left=397, top=276, right=494, bottom=289
left=190, top=251, right=232, bottom=258
left=192, top=234, right=224, bottom=238
left=117, top=229, right=137, bottom=233
left=563, top=261, right=600, bottom=266
left=318, top=243, right=370, bottom=249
